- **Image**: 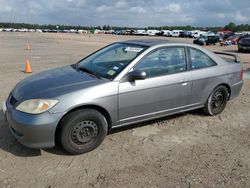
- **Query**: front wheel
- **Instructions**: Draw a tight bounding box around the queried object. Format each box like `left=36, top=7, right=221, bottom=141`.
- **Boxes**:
left=203, top=85, right=229, bottom=116
left=60, top=109, right=108, bottom=155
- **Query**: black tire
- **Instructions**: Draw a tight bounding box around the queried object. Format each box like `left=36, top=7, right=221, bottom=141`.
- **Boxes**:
left=203, top=85, right=229, bottom=116
left=60, top=109, right=108, bottom=155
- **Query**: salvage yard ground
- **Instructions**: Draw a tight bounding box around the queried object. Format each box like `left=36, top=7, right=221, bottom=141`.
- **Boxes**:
left=0, top=32, right=249, bottom=188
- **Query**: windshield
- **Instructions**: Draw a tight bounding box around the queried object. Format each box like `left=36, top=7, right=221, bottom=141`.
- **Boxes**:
left=200, top=36, right=207, bottom=39
left=77, top=43, right=147, bottom=80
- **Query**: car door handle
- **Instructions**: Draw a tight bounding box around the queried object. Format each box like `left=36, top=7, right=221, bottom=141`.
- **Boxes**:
left=179, top=80, right=188, bottom=86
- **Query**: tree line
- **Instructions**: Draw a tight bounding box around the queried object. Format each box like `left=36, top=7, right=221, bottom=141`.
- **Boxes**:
left=0, top=22, right=250, bottom=31
left=224, top=22, right=250, bottom=32
left=0, top=22, right=90, bottom=30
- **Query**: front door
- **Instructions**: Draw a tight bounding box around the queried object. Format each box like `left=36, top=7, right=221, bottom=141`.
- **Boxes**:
left=118, top=46, right=192, bottom=125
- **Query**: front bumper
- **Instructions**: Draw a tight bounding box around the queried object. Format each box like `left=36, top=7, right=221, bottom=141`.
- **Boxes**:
left=5, top=100, right=64, bottom=149
left=238, top=45, right=250, bottom=50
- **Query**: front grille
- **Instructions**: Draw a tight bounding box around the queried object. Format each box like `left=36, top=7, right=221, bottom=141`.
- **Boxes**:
left=9, top=94, right=18, bottom=106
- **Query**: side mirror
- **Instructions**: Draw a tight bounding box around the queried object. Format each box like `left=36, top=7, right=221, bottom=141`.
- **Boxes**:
left=126, top=70, right=146, bottom=82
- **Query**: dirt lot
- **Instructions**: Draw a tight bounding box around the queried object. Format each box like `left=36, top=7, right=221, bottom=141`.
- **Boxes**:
left=0, top=32, right=249, bottom=188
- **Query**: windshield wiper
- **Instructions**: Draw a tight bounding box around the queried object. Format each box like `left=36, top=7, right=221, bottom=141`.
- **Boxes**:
left=78, top=66, right=102, bottom=79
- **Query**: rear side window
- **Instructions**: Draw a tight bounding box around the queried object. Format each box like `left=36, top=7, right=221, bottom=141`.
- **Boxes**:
left=189, top=48, right=217, bottom=69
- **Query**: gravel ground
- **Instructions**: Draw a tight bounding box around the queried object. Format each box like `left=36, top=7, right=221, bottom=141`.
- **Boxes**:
left=0, top=32, right=249, bottom=188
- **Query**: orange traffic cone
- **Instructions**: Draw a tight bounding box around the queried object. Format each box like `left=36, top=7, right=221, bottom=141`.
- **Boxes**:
left=25, top=43, right=31, bottom=50
left=25, top=59, right=32, bottom=73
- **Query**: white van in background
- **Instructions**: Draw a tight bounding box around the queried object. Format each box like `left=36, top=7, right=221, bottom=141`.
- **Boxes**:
left=134, top=29, right=147, bottom=35
left=146, top=30, right=159, bottom=36
left=191, top=30, right=207, bottom=38
left=171, top=30, right=182, bottom=37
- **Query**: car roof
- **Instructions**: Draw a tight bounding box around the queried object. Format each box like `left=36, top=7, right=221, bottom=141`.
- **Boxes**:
left=121, top=39, right=209, bottom=51
left=122, top=39, right=172, bottom=47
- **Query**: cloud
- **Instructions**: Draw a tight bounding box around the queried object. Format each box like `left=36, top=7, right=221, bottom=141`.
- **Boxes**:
left=96, top=5, right=111, bottom=12
left=129, top=6, right=146, bottom=14
left=27, top=1, right=44, bottom=15
left=0, top=0, right=249, bottom=27
left=115, top=1, right=128, bottom=8
left=235, top=12, right=248, bottom=22
left=164, top=3, right=182, bottom=13
left=0, top=0, right=12, bottom=13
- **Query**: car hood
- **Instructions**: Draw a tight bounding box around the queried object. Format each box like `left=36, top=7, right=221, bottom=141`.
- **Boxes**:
left=12, top=65, right=106, bottom=101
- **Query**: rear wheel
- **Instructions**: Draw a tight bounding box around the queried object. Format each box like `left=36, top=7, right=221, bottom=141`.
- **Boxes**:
left=203, top=85, right=228, bottom=116
left=60, top=109, right=108, bottom=154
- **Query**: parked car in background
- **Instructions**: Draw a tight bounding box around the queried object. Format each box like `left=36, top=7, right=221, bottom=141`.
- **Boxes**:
left=179, top=31, right=192, bottom=38
left=134, top=30, right=147, bottom=36
left=146, top=30, right=159, bottom=36
left=155, top=31, right=164, bottom=36
left=4, top=40, right=243, bottom=154
left=238, top=37, right=250, bottom=52
left=193, top=35, right=220, bottom=45
left=124, top=30, right=135, bottom=35
left=205, top=32, right=216, bottom=36
left=191, top=30, right=207, bottom=38
left=171, top=30, right=182, bottom=37
left=220, top=35, right=241, bottom=46
left=219, top=32, right=235, bottom=41
left=162, top=30, right=172, bottom=36
left=2, top=28, right=13, bottom=32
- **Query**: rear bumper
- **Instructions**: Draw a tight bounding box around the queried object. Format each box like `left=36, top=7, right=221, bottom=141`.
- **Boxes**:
left=229, top=80, right=244, bottom=100
left=5, top=102, right=63, bottom=149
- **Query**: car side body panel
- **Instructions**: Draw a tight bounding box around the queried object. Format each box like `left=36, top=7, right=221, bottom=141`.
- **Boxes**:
left=118, top=71, right=192, bottom=125
left=189, top=66, right=237, bottom=105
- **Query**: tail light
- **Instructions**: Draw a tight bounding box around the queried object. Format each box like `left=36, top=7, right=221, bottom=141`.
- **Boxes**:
left=240, top=69, right=244, bottom=80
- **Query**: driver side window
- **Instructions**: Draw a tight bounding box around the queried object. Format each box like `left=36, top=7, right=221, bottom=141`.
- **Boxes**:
left=134, top=47, right=186, bottom=78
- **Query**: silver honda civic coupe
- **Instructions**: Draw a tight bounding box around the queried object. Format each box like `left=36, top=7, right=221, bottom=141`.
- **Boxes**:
left=3, top=39, right=243, bottom=154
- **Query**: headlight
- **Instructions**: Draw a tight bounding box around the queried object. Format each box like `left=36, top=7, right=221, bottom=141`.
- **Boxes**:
left=16, top=99, right=59, bottom=114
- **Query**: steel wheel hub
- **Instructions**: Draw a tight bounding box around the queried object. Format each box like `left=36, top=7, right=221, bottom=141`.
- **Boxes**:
left=71, top=121, right=98, bottom=144
left=212, top=91, right=224, bottom=109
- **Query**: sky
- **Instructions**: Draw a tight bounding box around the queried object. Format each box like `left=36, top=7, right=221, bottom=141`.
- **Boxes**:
left=0, top=0, right=250, bottom=27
